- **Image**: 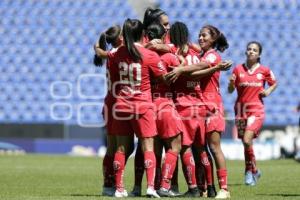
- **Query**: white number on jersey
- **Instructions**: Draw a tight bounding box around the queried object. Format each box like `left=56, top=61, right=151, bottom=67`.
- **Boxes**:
left=186, top=55, right=200, bottom=65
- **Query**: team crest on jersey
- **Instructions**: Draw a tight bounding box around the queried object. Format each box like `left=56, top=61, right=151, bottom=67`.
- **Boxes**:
left=256, top=73, right=263, bottom=80
left=239, top=73, right=245, bottom=78
left=205, top=53, right=217, bottom=63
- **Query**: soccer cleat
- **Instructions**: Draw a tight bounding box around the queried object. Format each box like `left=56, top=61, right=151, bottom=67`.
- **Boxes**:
left=170, top=185, right=182, bottom=197
left=102, top=187, right=115, bottom=196
left=114, top=189, right=128, bottom=197
left=201, top=190, right=208, bottom=198
left=245, top=171, right=255, bottom=186
left=253, top=170, right=261, bottom=184
left=146, top=187, right=160, bottom=198
left=207, top=185, right=217, bottom=198
left=215, top=189, right=231, bottom=199
left=157, top=187, right=180, bottom=197
left=129, top=186, right=142, bottom=197
left=182, top=187, right=200, bottom=197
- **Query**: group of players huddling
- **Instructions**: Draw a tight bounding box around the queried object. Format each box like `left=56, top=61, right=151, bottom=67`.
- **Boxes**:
left=94, top=7, right=277, bottom=199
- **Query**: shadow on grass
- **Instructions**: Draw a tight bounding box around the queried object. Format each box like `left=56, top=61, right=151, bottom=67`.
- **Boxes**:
left=258, top=194, right=300, bottom=197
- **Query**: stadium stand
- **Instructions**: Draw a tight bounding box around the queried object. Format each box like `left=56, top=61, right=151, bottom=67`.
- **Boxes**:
left=0, top=0, right=299, bottom=127
left=0, top=0, right=137, bottom=126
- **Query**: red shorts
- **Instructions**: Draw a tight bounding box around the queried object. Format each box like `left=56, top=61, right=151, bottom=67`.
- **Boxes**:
left=205, top=103, right=225, bottom=133
left=113, top=108, right=157, bottom=138
left=235, top=114, right=265, bottom=139
left=155, top=103, right=183, bottom=139
left=177, top=106, right=206, bottom=146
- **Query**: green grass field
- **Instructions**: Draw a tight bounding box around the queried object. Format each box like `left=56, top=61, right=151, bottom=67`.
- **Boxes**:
left=1, top=154, right=300, bottom=200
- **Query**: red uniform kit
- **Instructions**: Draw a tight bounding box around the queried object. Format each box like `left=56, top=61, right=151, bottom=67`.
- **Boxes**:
left=231, top=64, right=277, bottom=138
left=171, top=46, right=206, bottom=146
left=199, top=49, right=225, bottom=133
left=108, top=44, right=165, bottom=138
left=102, top=48, right=123, bottom=135
left=151, top=52, right=184, bottom=139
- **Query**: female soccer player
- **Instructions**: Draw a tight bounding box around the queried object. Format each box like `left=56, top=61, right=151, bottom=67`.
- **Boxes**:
left=166, top=24, right=232, bottom=199
left=145, top=22, right=184, bottom=197
left=96, top=18, right=168, bottom=198
left=228, top=41, right=277, bottom=186
left=168, top=22, right=231, bottom=198
left=94, top=25, right=134, bottom=196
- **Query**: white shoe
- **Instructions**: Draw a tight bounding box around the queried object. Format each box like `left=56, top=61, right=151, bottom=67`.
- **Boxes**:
left=146, top=187, right=160, bottom=198
left=245, top=171, right=255, bottom=186
left=115, top=189, right=128, bottom=197
left=102, top=187, right=115, bottom=196
left=215, top=189, right=230, bottom=199
left=129, top=186, right=141, bottom=197
left=253, top=170, right=261, bottom=184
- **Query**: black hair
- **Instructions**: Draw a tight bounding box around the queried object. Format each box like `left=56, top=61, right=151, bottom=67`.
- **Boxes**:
left=170, top=21, right=189, bottom=49
left=94, top=25, right=121, bottom=66
left=146, top=22, right=166, bottom=40
left=123, top=18, right=143, bottom=62
left=246, top=41, right=263, bottom=62
left=202, top=25, right=229, bottom=52
left=143, top=7, right=167, bottom=29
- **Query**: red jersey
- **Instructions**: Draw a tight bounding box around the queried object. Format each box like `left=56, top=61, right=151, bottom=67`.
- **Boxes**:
left=108, top=43, right=165, bottom=114
left=171, top=46, right=202, bottom=107
left=151, top=52, right=179, bottom=99
left=232, top=64, right=277, bottom=106
left=105, top=48, right=119, bottom=103
left=198, top=49, right=223, bottom=106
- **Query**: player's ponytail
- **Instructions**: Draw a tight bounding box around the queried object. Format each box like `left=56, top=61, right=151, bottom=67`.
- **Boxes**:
left=123, top=18, right=143, bottom=62
left=143, top=7, right=166, bottom=30
left=94, top=25, right=121, bottom=67
left=170, top=21, right=189, bottom=50
left=146, top=22, right=166, bottom=40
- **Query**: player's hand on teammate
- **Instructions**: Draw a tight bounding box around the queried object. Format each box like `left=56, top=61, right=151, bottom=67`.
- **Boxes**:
left=216, top=60, right=233, bottom=71
left=165, top=65, right=185, bottom=83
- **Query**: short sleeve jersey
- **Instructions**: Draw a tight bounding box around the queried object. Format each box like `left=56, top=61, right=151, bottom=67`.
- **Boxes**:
left=231, top=64, right=277, bottom=106
left=151, top=52, right=179, bottom=98
left=170, top=46, right=203, bottom=107
left=108, top=44, right=165, bottom=114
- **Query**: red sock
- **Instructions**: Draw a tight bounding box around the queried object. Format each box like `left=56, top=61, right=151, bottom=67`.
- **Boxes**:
left=244, top=146, right=257, bottom=173
left=181, top=151, right=197, bottom=188
left=171, top=158, right=179, bottom=187
left=144, top=151, right=157, bottom=189
left=200, top=151, right=214, bottom=186
left=103, top=154, right=114, bottom=187
left=217, top=169, right=228, bottom=190
left=134, top=144, right=144, bottom=186
left=155, top=155, right=162, bottom=190
left=160, top=150, right=178, bottom=190
left=114, top=151, right=126, bottom=192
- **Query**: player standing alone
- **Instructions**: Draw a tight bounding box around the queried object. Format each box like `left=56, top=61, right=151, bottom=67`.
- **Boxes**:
left=228, top=41, right=277, bottom=186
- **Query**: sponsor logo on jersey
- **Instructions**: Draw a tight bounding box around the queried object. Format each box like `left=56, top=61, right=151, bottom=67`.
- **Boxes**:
left=186, top=81, right=200, bottom=88
left=256, top=73, right=263, bottom=80
left=239, top=81, right=262, bottom=87
left=205, top=53, right=217, bottom=63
